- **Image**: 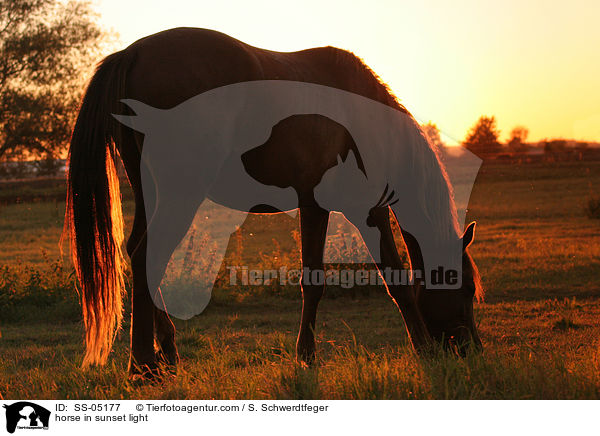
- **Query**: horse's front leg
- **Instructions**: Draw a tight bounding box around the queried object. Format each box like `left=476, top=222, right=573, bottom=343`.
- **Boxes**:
left=367, top=207, right=432, bottom=353
left=296, top=206, right=330, bottom=364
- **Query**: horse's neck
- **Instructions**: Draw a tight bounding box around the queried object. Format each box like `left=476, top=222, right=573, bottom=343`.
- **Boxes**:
left=389, top=159, right=460, bottom=249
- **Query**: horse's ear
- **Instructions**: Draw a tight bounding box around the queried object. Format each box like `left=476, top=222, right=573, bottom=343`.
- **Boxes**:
left=462, top=221, right=476, bottom=251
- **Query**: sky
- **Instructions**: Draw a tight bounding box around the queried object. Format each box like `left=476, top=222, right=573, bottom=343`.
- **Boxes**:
left=94, top=0, right=600, bottom=145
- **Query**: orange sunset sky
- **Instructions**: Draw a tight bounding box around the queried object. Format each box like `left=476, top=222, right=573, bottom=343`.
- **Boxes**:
left=94, top=0, right=600, bottom=145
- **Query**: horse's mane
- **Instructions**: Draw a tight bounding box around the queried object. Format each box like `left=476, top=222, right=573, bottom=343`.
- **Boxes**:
left=325, top=47, right=410, bottom=115
left=403, top=127, right=484, bottom=301
left=409, top=125, right=461, bottom=239
left=339, top=49, right=463, bottom=245
left=328, top=48, right=474, bottom=277
left=400, top=128, right=484, bottom=301
left=469, top=251, right=485, bottom=302
left=307, top=47, right=481, bottom=297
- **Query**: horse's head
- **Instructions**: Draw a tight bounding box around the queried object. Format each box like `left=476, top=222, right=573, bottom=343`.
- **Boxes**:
left=406, top=221, right=483, bottom=355
left=319, top=151, right=483, bottom=355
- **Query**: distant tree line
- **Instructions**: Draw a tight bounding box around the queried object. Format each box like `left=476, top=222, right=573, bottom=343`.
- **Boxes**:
left=422, top=116, right=597, bottom=163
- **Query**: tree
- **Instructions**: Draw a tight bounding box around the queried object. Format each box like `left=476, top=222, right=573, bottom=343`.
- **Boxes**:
left=463, top=115, right=502, bottom=158
left=507, top=126, right=529, bottom=154
left=421, top=121, right=445, bottom=150
left=0, top=0, right=104, bottom=162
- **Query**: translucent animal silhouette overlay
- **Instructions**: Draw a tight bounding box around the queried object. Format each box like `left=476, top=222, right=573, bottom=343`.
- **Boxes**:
left=113, top=81, right=482, bottom=319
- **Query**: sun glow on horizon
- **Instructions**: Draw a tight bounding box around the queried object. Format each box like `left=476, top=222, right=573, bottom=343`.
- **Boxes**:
left=95, top=0, right=600, bottom=145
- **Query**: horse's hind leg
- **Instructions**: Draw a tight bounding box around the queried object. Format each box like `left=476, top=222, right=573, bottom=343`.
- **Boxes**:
left=154, top=304, right=179, bottom=367
left=296, top=206, right=330, bottom=364
left=120, top=131, right=182, bottom=378
left=368, top=207, right=431, bottom=352
left=116, top=129, right=157, bottom=378
left=125, top=190, right=158, bottom=377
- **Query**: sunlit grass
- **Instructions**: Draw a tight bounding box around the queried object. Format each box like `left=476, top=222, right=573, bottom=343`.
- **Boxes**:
left=1, top=160, right=600, bottom=399
left=2, top=296, right=600, bottom=399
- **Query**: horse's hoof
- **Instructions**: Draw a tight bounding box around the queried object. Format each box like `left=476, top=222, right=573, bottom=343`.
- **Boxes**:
left=156, top=349, right=180, bottom=369
left=412, top=340, right=438, bottom=358
left=296, top=346, right=317, bottom=367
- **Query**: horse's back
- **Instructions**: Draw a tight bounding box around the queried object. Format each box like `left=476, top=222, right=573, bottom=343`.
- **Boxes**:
left=123, top=27, right=401, bottom=111
left=125, top=28, right=265, bottom=107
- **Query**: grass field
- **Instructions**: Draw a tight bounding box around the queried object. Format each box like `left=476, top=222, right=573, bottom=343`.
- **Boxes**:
left=1, top=160, right=600, bottom=399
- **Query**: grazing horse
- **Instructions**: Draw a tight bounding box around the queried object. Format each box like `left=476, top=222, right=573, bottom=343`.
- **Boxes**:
left=65, top=27, right=484, bottom=378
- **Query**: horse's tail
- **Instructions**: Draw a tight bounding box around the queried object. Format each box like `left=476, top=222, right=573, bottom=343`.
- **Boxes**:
left=64, top=50, right=134, bottom=366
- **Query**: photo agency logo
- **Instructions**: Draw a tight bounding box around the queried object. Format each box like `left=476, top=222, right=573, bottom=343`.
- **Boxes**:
left=2, top=402, right=50, bottom=433
left=113, top=80, right=482, bottom=320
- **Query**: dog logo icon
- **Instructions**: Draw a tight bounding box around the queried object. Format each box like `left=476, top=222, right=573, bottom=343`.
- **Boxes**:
left=2, top=402, right=50, bottom=433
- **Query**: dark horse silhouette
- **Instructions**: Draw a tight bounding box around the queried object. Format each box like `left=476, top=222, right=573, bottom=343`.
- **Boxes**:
left=65, top=27, right=484, bottom=378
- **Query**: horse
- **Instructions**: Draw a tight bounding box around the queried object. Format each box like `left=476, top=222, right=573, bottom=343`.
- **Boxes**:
left=65, top=27, right=484, bottom=378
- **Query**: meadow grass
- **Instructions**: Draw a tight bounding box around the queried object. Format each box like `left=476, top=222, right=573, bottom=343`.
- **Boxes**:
left=1, top=160, right=600, bottom=399
left=2, top=296, right=600, bottom=399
